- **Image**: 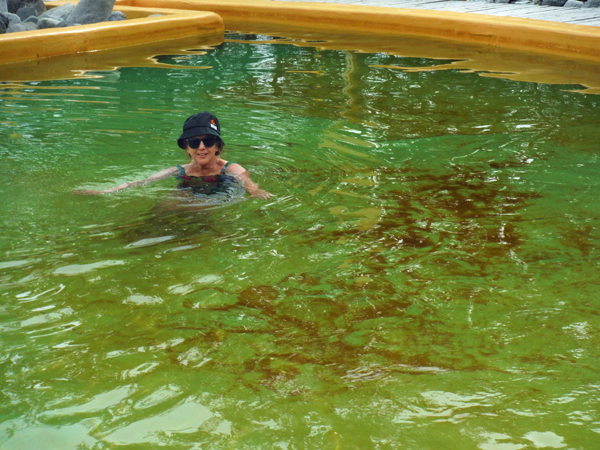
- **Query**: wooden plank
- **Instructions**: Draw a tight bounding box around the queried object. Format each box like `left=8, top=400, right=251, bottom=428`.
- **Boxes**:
left=270, top=0, right=600, bottom=27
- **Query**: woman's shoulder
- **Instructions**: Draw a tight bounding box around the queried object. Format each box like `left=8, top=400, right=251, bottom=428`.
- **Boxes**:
left=222, top=160, right=245, bottom=174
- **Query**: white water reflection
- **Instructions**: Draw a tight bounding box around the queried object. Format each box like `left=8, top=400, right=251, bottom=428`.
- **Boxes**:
left=53, top=260, right=125, bottom=275
left=0, top=420, right=97, bottom=450
left=102, top=399, right=214, bottom=445
left=524, top=431, right=567, bottom=449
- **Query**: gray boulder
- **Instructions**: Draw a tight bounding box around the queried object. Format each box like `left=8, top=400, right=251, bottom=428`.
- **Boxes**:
left=21, top=18, right=34, bottom=29
left=23, top=14, right=37, bottom=24
left=3, top=11, right=20, bottom=24
left=66, top=0, right=116, bottom=25
left=107, top=10, right=126, bottom=21
left=7, top=21, right=26, bottom=31
left=564, top=0, right=584, bottom=6
left=29, top=0, right=44, bottom=14
left=16, top=5, right=34, bottom=20
left=0, top=19, right=5, bottom=33
left=0, top=12, right=10, bottom=26
left=584, top=0, right=600, bottom=7
left=7, top=0, right=20, bottom=13
left=10, top=0, right=45, bottom=15
left=39, top=3, right=75, bottom=21
left=0, top=0, right=7, bottom=14
left=37, top=17, right=69, bottom=29
left=541, top=0, right=568, bottom=4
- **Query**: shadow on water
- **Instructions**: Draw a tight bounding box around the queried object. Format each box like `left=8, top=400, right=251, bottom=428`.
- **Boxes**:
left=162, top=159, right=544, bottom=389
left=105, top=179, right=248, bottom=248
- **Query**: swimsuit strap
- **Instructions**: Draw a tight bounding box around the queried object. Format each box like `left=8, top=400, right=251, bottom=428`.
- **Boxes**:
left=176, top=165, right=187, bottom=176
left=221, top=161, right=236, bottom=173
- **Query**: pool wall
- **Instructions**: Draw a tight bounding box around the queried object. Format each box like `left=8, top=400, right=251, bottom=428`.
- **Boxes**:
left=1, top=0, right=600, bottom=67
left=119, top=0, right=600, bottom=63
left=0, top=1, right=223, bottom=65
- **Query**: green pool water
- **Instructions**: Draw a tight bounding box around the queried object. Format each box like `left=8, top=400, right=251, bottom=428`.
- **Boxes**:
left=1, top=31, right=600, bottom=449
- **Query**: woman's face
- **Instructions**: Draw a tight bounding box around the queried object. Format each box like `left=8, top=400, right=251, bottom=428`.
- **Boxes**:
left=185, top=135, right=220, bottom=164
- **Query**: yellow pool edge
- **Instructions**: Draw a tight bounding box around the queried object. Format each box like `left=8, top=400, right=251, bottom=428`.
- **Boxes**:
left=0, top=1, right=224, bottom=65
left=1, top=0, right=600, bottom=66
left=124, top=0, right=600, bottom=63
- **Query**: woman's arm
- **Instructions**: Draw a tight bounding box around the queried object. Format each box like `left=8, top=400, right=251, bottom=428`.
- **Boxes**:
left=226, top=163, right=273, bottom=200
left=73, top=167, right=179, bottom=195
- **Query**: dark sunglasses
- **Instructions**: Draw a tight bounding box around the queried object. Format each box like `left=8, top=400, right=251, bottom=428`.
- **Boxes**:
left=185, top=136, right=219, bottom=149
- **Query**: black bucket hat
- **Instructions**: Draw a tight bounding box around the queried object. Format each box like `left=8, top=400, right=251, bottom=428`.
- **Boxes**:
left=177, top=112, right=223, bottom=149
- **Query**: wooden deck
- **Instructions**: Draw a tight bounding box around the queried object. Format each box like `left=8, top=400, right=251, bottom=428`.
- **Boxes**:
left=273, top=0, right=600, bottom=26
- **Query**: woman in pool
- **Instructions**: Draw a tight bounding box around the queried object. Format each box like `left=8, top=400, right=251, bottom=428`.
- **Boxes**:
left=76, top=112, right=272, bottom=199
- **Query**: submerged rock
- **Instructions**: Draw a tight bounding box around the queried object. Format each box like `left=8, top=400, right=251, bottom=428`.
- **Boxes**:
left=564, top=0, right=584, bottom=6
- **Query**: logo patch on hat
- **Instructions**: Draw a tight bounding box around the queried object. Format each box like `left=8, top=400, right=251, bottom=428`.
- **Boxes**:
left=210, top=119, right=218, bottom=130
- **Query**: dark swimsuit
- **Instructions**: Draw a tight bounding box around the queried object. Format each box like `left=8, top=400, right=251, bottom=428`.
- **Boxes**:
left=176, top=162, right=238, bottom=195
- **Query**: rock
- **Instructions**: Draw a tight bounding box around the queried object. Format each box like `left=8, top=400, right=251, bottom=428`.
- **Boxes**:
left=39, top=3, right=75, bottom=21
left=3, top=11, right=20, bottom=24
left=541, top=0, right=567, bottom=4
left=107, top=10, right=126, bottom=21
left=7, top=0, right=20, bottom=14
left=564, top=0, right=584, bottom=6
left=66, top=0, right=116, bottom=25
left=584, top=0, right=600, bottom=7
left=10, top=0, right=45, bottom=15
left=7, top=21, right=26, bottom=32
left=0, top=0, right=7, bottom=14
left=0, top=19, right=5, bottom=33
left=23, top=14, right=37, bottom=24
left=33, top=0, right=45, bottom=14
left=37, top=16, right=68, bottom=29
left=21, top=18, right=34, bottom=29
left=16, top=5, right=34, bottom=20
left=29, top=0, right=44, bottom=15
left=0, top=12, right=10, bottom=26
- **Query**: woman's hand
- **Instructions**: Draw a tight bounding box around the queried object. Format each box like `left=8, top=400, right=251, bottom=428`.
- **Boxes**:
left=72, top=168, right=179, bottom=196
left=250, top=189, right=273, bottom=200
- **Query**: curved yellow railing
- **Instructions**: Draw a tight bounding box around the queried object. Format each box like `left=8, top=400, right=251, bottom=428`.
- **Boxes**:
left=0, top=0, right=599, bottom=78
left=0, top=1, right=224, bottom=65
left=118, top=0, right=600, bottom=63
